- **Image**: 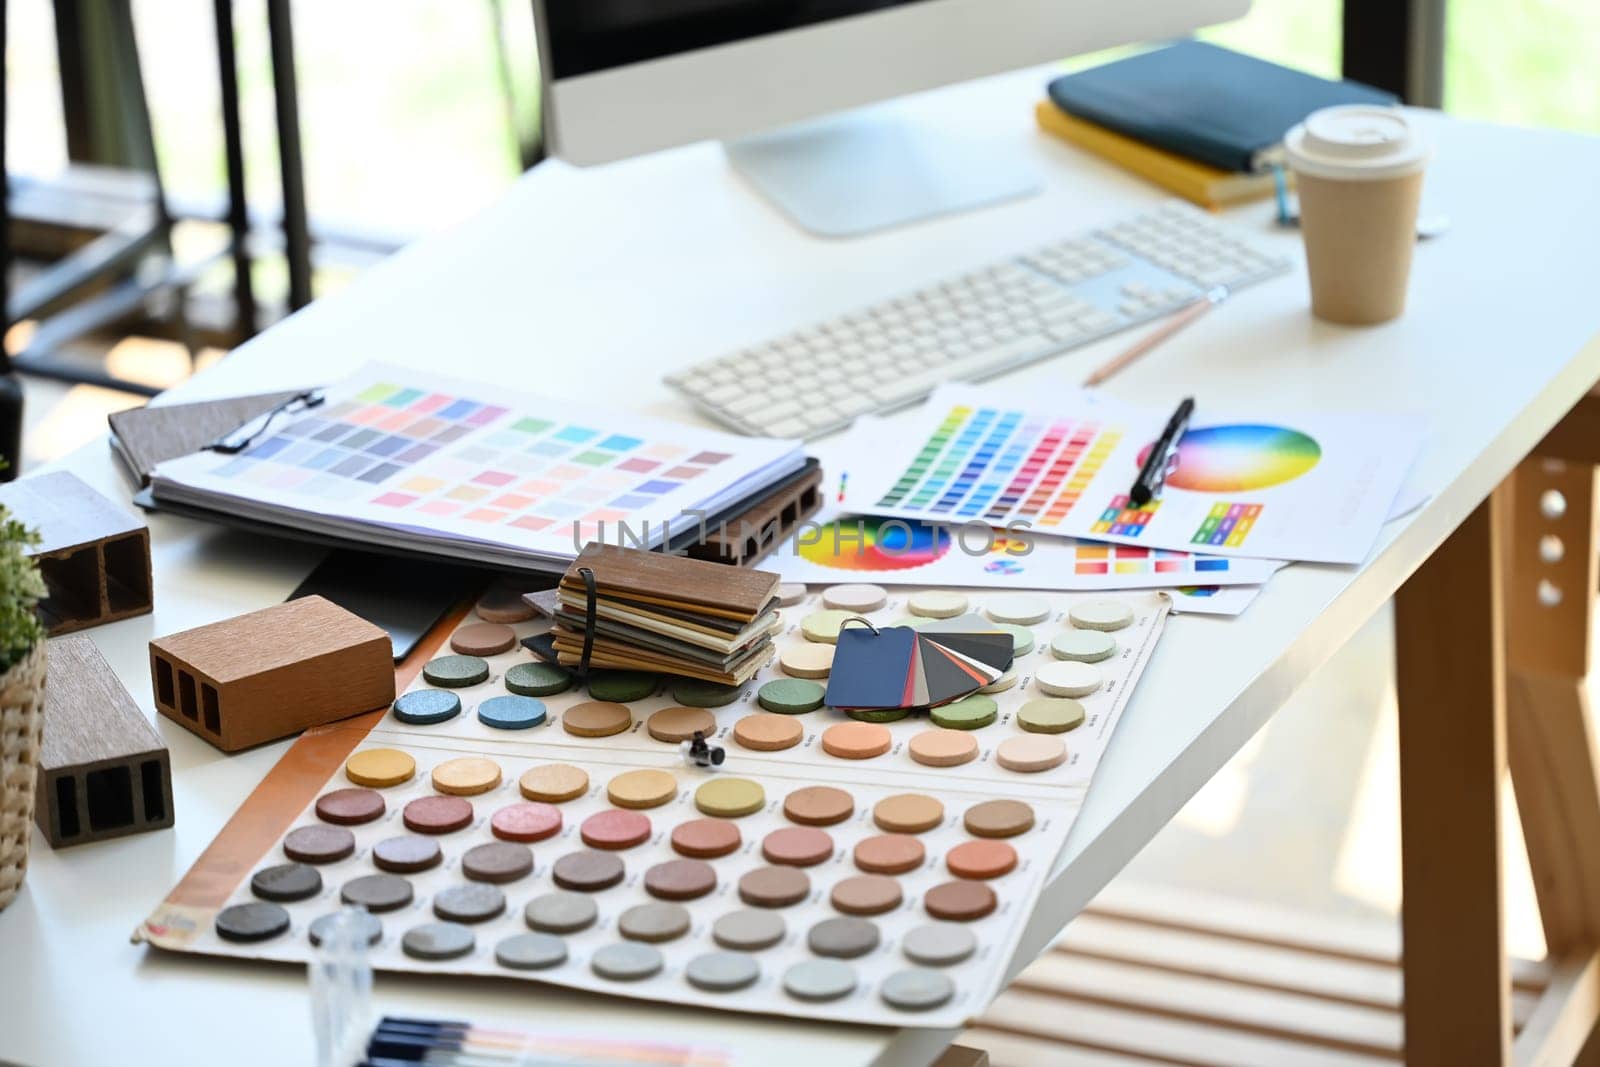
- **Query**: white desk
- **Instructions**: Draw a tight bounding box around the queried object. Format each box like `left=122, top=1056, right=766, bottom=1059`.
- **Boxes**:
left=5, top=65, right=1600, bottom=1067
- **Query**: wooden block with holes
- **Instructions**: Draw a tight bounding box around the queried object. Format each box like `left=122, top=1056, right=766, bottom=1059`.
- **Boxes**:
left=148, top=595, right=393, bottom=752
left=35, top=635, right=173, bottom=848
left=0, top=470, right=152, bottom=634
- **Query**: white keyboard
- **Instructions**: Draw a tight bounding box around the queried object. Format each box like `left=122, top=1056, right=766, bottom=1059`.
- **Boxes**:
left=666, top=202, right=1291, bottom=439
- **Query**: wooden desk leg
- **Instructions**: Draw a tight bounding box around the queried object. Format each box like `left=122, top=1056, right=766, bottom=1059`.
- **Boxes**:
left=1395, top=490, right=1513, bottom=1065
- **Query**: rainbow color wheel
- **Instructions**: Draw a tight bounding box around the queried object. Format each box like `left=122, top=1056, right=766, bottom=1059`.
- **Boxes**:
left=1137, top=424, right=1321, bottom=492
left=798, top=518, right=953, bottom=572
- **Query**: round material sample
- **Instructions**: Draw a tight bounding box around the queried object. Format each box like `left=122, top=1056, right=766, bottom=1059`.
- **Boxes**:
left=315, top=787, right=386, bottom=826
left=996, top=733, right=1068, bottom=773
left=372, top=835, right=442, bottom=874
left=881, top=968, right=955, bottom=1012
left=646, top=705, right=716, bottom=743
left=808, top=916, right=880, bottom=958
left=401, top=921, right=474, bottom=961
left=433, top=882, right=506, bottom=923
left=580, top=809, right=652, bottom=850
left=504, top=661, right=572, bottom=697
left=979, top=668, right=1017, bottom=694
left=490, top=801, right=562, bottom=843
left=450, top=621, right=517, bottom=657
left=908, top=728, right=979, bottom=767
left=520, top=763, right=589, bottom=802
left=800, top=609, right=854, bottom=644
left=216, top=901, right=290, bottom=943
left=963, top=799, right=1035, bottom=839
left=392, top=688, right=461, bottom=725
left=551, top=850, right=625, bottom=892
left=695, top=777, right=765, bottom=818
left=779, top=643, right=834, bottom=678
left=902, top=923, right=978, bottom=966
left=422, top=654, right=490, bottom=688
left=762, top=826, right=834, bottom=867
left=308, top=910, right=382, bottom=948
left=1035, top=660, right=1103, bottom=698
left=996, top=624, right=1036, bottom=656
left=462, top=841, right=535, bottom=884
left=618, top=901, right=691, bottom=943
left=854, top=834, right=925, bottom=875
left=822, top=583, right=888, bottom=613
left=924, top=880, right=998, bottom=921
left=820, top=721, right=891, bottom=760
left=739, top=865, right=811, bottom=908
left=341, top=873, right=414, bottom=913
left=776, top=582, right=807, bottom=606
left=475, top=583, right=536, bottom=624
left=283, top=825, right=355, bottom=864
left=757, top=678, right=826, bottom=714
left=783, top=959, right=857, bottom=1002
left=713, top=908, right=786, bottom=951
left=402, top=795, right=474, bottom=835
left=587, top=669, right=659, bottom=703
left=686, top=951, right=760, bottom=993
left=670, top=678, right=743, bottom=708
left=494, top=931, right=567, bottom=970
left=908, top=590, right=968, bottom=619
left=644, top=858, right=718, bottom=901
left=783, top=785, right=854, bottom=826
left=1017, top=696, right=1086, bottom=734
left=831, top=875, right=903, bottom=916
left=985, top=594, right=1051, bottom=625
left=524, top=891, right=597, bottom=934
left=562, top=701, right=632, bottom=738
left=1050, top=628, right=1116, bottom=662
left=250, top=863, right=322, bottom=903
left=844, top=707, right=909, bottom=723
left=345, top=747, right=415, bottom=788
left=431, top=756, right=502, bottom=796
left=1069, top=599, right=1135, bottom=631
left=947, top=839, right=1019, bottom=879
left=733, top=712, right=803, bottom=751
left=591, top=941, right=662, bottom=981
left=477, top=695, right=546, bottom=730
left=873, top=794, right=945, bottom=834
left=606, top=768, right=678, bottom=809
left=929, top=694, right=998, bottom=731
left=671, top=818, right=742, bottom=859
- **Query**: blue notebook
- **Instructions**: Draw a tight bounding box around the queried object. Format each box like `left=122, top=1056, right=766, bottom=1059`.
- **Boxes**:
left=1047, top=41, right=1397, bottom=173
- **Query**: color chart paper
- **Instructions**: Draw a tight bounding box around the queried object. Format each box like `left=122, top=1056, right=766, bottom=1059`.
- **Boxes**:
left=844, top=386, right=1424, bottom=564
left=149, top=363, right=802, bottom=570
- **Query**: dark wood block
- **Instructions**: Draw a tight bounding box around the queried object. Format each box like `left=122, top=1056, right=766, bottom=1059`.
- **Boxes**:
left=0, top=470, right=153, bottom=634
left=35, top=635, right=174, bottom=848
left=683, top=463, right=822, bottom=567
left=148, top=595, right=394, bottom=752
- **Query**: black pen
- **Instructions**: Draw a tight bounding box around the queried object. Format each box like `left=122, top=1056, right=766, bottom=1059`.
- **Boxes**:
left=1129, top=397, right=1194, bottom=506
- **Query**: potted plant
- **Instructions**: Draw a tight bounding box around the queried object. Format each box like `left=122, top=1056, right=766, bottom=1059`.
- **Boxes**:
left=0, top=475, right=46, bottom=911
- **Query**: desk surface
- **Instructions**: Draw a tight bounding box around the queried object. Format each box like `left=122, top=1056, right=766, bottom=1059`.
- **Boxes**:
left=5, top=65, right=1600, bottom=1067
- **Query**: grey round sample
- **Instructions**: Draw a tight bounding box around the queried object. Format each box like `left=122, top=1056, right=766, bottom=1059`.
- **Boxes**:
left=401, top=921, right=475, bottom=961
left=524, top=891, right=598, bottom=934
left=432, top=883, right=507, bottom=924
left=461, top=841, right=535, bottom=884
left=551, top=850, right=625, bottom=892
left=422, top=654, right=491, bottom=688
left=902, top=923, right=978, bottom=966
left=807, top=916, right=880, bottom=959
left=504, top=661, right=573, bottom=697
left=392, top=688, right=462, bottom=725
left=308, top=910, right=383, bottom=948
left=618, top=901, right=691, bottom=943
left=250, top=862, right=322, bottom=903
left=686, top=951, right=761, bottom=993
left=494, top=932, right=568, bottom=970
left=283, top=824, right=356, bottom=865
left=880, top=968, right=955, bottom=1011
left=712, top=909, right=786, bottom=951
left=340, top=873, right=414, bottom=913
left=215, top=901, right=290, bottom=943
left=782, top=959, right=858, bottom=1002
left=591, top=941, right=663, bottom=982
left=372, top=835, right=443, bottom=874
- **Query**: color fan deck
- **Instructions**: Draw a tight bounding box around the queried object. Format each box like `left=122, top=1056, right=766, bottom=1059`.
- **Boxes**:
left=140, top=584, right=1169, bottom=1029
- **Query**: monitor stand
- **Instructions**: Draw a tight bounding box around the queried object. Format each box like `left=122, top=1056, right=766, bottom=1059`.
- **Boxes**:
left=724, top=100, right=1040, bottom=239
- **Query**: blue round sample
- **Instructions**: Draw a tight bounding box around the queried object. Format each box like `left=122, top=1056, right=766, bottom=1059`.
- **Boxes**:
left=392, top=688, right=461, bottom=725
left=478, top=695, right=548, bottom=731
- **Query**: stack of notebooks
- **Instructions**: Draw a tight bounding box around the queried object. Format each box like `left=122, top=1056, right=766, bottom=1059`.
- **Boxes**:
left=546, top=544, right=780, bottom=685
left=1037, top=41, right=1396, bottom=209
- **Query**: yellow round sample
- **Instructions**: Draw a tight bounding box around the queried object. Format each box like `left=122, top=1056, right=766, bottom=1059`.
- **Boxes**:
left=779, top=643, right=835, bottom=678
left=695, top=777, right=767, bottom=818
left=800, top=609, right=855, bottom=644
left=606, top=768, right=679, bottom=809
left=519, top=763, right=589, bottom=802
left=345, top=747, right=416, bottom=788
left=431, top=756, right=502, bottom=796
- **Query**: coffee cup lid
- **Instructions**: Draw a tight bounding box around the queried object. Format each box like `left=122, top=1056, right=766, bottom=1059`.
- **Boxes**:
left=1285, top=105, right=1431, bottom=181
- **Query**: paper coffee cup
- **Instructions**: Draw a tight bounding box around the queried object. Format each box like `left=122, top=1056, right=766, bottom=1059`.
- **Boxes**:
left=1285, top=106, right=1431, bottom=325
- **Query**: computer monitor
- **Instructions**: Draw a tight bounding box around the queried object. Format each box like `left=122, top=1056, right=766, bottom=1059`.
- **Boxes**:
left=533, top=0, right=1248, bottom=236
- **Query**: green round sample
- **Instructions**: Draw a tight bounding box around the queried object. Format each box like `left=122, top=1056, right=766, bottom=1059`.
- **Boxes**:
left=1050, top=629, right=1116, bottom=663
left=505, top=661, right=573, bottom=697
left=929, top=694, right=998, bottom=730
left=995, top=624, right=1035, bottom=656
left=757, top=678, right=827, bottom=715
left=1017, top=697, right=1086, bottom=734
left=422, top=654, right=490, bottom=688
left=587, top=669, right=660, bottom=702
left=672, top=678, right=745, bottom=708
left=845, top=707, right=910, bottom=723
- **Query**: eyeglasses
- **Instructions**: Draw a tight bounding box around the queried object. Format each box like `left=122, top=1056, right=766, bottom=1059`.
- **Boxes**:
left=205, top=389, right=327, bottom=455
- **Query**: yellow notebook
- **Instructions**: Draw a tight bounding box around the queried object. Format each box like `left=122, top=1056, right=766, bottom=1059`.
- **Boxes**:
left=1034, top=100, right=1284, bottom=210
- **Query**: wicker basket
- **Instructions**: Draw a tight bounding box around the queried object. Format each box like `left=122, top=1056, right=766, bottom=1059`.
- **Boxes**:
left=0, top=640, right=46, bottom=912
